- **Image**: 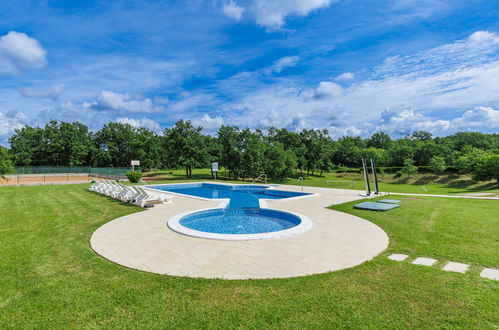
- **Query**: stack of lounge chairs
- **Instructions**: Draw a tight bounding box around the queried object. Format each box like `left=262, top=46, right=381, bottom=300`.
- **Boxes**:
left=89, top=180, right=173, bottom=207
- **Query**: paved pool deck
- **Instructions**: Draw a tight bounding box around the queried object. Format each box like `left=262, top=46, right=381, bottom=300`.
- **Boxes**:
left=90, top=184, right=389, bottom=279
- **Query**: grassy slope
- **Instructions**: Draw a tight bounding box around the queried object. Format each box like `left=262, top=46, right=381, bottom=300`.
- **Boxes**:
left=144, top=168, right=499, bottom=196
left=0, top=185, right=498, bottom=328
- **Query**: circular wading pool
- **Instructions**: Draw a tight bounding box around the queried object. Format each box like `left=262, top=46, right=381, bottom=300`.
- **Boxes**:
left=168, top=208, right=312, bottom=240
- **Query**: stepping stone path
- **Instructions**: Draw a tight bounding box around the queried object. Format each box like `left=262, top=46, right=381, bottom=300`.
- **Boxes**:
left=412, top=257, right=437, bottom=266
left=443, top=261, right=469, bottom=273
left=388, top=254, right=498, bottom=281
left=480, top=268, right=499, bottom=281
left=388, top=254, right=409, bottom=261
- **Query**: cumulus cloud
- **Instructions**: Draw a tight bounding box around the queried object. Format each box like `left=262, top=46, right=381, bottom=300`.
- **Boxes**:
left=335, top=72, right=354, bottom=82
left=94, top=91, right=164, bottom=113
left=191, top=114, right=225, bottom=132
left=222, top=0, right=335, bottom=30
left=314, top=81, right=343, bottom=97
left=222, top=1, right=245, bottom=20
left=20, top=84, right=64, bottom=100
left=116, top=117, right=161, bottom=131
left=0, top=111, right=27, bottom=144
left=0, top=31, right=46, bottom=75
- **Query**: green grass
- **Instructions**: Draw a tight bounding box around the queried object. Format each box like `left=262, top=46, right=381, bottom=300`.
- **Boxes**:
left=144, top=168, right=499, bottom=196
left=0, top=184, right=498, bottom=328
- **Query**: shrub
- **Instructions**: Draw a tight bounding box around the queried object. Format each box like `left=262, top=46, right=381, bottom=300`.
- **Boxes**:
left=126, top=171, right=143, bottom=183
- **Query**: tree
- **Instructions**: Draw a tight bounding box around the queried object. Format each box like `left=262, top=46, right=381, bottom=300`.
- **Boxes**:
left=408, top=130, right=433, bottom=141
left=0, top=146, right=15, bottom=179
left=400, top=158, right=418, bottom=176
left=8, top=125, right=45, bottom=166
left=163, top=120, right=209, bottom=178
left=94, top=122, right=137, bottom=167
left=472, top=154, right=499, bottom=182
left=429, top=156, right=447, bottom=173
left=387, top=140, right=415, bottom=166
left=367, top=132, right=392, bottom=149
left=218, top=125, right=242, bottom=180
left=262, top=142, right=296, bottom=180
left=453, top=146, right=489, bottom=174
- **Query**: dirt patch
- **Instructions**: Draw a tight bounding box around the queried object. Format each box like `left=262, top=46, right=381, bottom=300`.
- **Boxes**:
left=0, top=175, right=91, bottom=185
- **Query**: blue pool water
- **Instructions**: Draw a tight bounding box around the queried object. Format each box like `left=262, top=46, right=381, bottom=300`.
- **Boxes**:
left=152, top=183, right=308, bottom=209
left=179, top=208, right=301, bottom=234
left=153, top=183, right=310, bottom=235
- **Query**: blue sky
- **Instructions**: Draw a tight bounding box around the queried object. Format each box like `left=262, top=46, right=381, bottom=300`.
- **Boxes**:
left=1, top=0, right=499, bottom=145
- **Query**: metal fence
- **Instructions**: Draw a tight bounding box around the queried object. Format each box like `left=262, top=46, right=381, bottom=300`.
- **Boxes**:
left=9, top=166, right=133, bottom=182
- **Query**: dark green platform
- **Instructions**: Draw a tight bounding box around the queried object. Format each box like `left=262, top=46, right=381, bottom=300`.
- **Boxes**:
left=354, top=201, right=400, bottom=211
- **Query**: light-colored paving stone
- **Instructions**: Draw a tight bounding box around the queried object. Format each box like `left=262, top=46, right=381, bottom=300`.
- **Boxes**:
left=412, top=257, right=437, bottom=266
left=480, top=268, right=499, bottom=280
left=388, top=254, right=409, bottom=261
left=91, top=184, right=389, bottom=279
left=442, top=261, right=469, bottom=273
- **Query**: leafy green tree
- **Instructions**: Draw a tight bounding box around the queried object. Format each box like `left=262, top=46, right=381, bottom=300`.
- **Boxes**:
left=367, top=132, right=392, bottom=149
left=263, top=142, right=297, bottom=180
left=361, top=147, right=388, bottom=166
left=132, top=127, right=163, bottom=169
left=218, top=125, right=242, bottom=180
left=239, top=129, right=265, bottom=179
left=94, top=122, right=137, bottom=167
left=429, top=156, right=447, bottom=173
left=453, top=146, right=489, bottom=174
left=43, top=120, right=93, bottom=166
left=387, top=140, right=415, bottom=166
left=8, top=125, right=45, bottom=165
left=0, top=146, right=15, bottom=179
left=472, top=154, right=499, bottom=182
left=163, top=120, right=209, bottom=178
left=409, top=130, right=433, bottom=141
left=400, top=158, right=418, bottom=176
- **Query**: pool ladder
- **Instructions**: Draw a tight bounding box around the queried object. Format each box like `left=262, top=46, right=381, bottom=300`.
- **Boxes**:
left=252, top=174, right=267, bottom=184
left=298, top=177, right=304, bottom=191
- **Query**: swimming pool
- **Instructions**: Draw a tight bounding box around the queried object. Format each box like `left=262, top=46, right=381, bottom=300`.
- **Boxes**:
left=149, top=183, right=313, bottom=240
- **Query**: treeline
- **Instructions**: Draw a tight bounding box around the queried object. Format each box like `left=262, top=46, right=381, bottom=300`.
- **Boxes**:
left=3, top=119, right=499, bottom=181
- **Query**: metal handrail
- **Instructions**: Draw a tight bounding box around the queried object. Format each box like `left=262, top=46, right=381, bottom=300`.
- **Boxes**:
left=298, top=177, right=304, bottom=191
left=251, top=174, right=267, bottom=184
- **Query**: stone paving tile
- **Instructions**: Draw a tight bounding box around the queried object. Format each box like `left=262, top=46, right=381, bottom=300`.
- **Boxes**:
left=480, top=268, right=499, bottom=281
left=412, top=257, right=437, bottom=266
left=90, top=185, right=388, bottom=279
left=442, top=261, right=469, bottom=274
left=388, top=254, right=409, bottom=261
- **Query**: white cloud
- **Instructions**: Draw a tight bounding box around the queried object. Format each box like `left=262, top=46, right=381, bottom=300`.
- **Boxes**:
left=192, top=114, right=225, bottom=132
left=20, top=84, right=64, bottom=100
left=0, top=31, right=46, bottom=75
left=95, top=90, right=164, bottom=113
left=116, top=117, right=161, bottom=131
left=314, top=81, right=343, bottom=97
left=224, top=0, right=335, bottom=30
left=0, top=111, right=27, bottom=144
left=269, top=56, right=300, bottom=73
left=222, top=1, right=245, bottom=20
left=334, top=72, right=354, bottom=82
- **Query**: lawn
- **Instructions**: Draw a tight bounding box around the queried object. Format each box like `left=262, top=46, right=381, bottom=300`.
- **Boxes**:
left=0, top=184, right=498, bottom=328
left=143, top=168, right=499, bottom=197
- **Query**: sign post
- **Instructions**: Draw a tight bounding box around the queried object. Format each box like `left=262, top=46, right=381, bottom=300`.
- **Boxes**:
left=211, top=162, right=219, bottom=180
left=131, top=160, right=140, bottom=171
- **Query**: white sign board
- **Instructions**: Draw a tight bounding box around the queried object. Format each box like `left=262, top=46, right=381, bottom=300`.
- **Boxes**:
left=211, top=162, right=219, bottom=172
left=131, top=160, right=140, bottom=166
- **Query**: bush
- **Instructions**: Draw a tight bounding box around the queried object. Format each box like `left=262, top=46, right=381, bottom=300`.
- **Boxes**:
left=126, top=171, right=143, bottom=183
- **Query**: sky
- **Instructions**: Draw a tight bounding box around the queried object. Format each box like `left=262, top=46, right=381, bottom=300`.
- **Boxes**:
left=1, top=0, right=499, bottom=145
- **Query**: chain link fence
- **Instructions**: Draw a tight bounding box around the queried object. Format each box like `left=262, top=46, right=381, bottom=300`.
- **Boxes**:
left=2, top=166, right=134, bottom=185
